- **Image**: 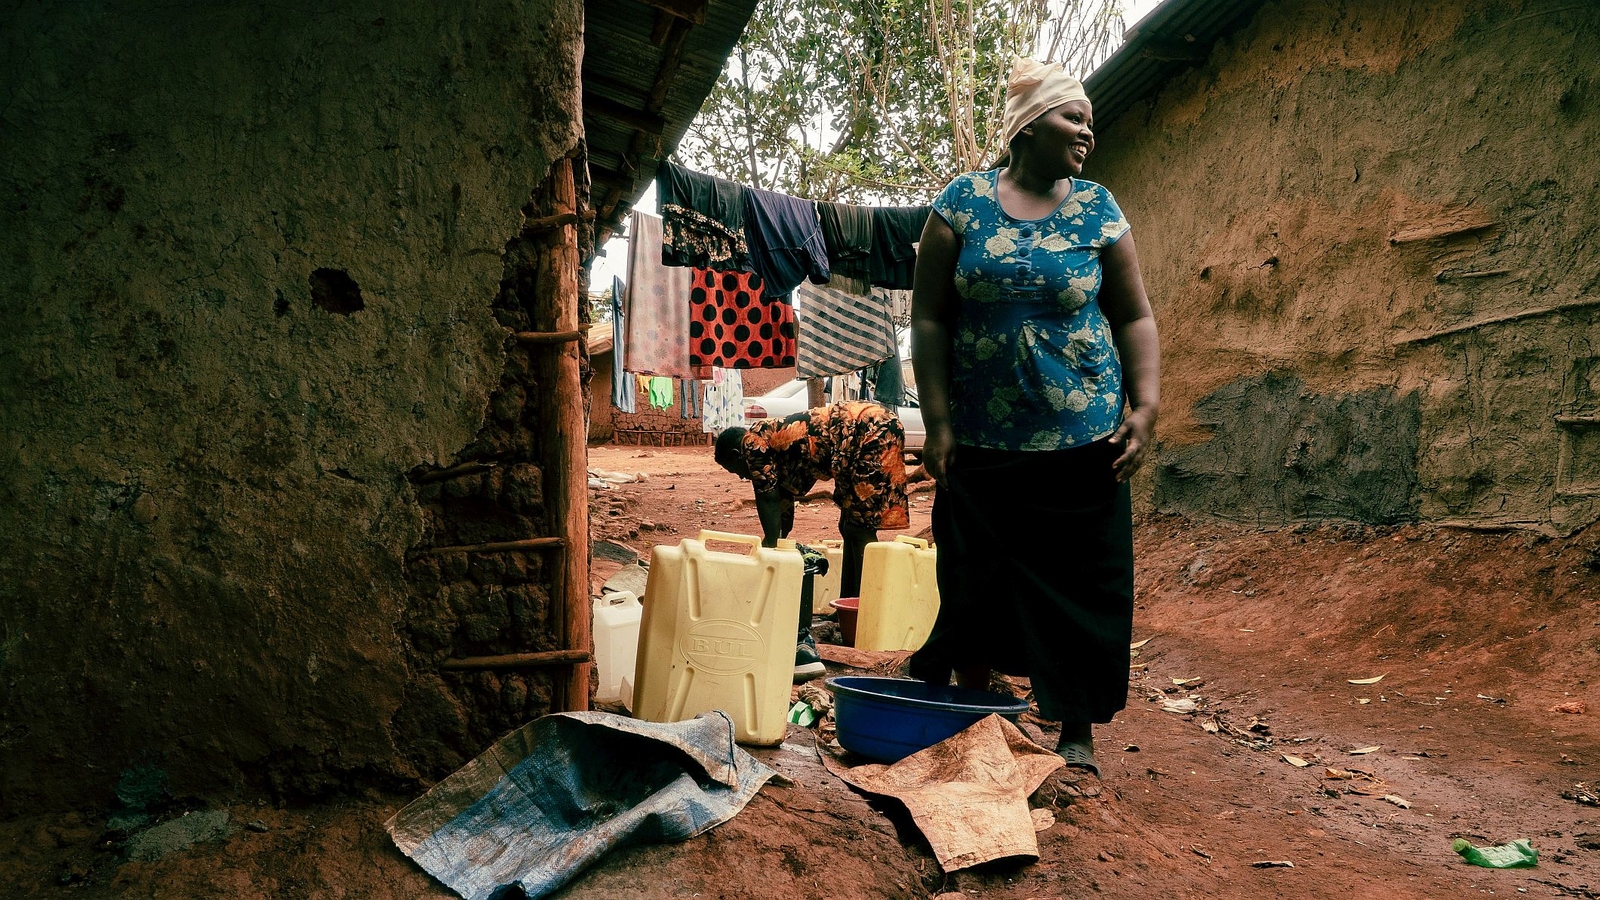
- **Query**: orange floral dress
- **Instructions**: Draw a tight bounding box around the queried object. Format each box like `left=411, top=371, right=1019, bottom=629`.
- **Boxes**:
left=740, top=401, right=910, bottom=530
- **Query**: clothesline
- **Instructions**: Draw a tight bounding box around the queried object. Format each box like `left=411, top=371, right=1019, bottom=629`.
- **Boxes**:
left=654, top=160, right=929, bottom=298
left=612, top=161, right=920, bottom=419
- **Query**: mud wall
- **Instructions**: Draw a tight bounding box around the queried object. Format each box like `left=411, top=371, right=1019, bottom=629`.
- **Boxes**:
left=611, top=375, right=713, bottom=445
left=0, top=0, right=584, bottom=810
left=1086, top=0, right=1600, bottom=532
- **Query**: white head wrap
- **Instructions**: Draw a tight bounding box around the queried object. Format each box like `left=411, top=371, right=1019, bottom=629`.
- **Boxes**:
left=1001, top=56, right=1090, bottom=149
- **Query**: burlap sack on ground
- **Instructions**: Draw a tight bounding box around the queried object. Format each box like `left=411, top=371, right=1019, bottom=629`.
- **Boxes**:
left=824, top=714, right=1064, bottom=871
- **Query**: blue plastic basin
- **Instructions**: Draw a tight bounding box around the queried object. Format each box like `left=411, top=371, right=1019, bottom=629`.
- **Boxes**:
left=825, top=676, right=1031, bottom=763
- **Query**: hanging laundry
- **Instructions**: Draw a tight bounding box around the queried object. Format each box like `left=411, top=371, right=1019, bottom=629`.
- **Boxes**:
left=878, top=286, right=914, bottom=325
left=624, top=211, right=696, bottom=378
left=873, top=334, right=904, bottom=407
left=793, top=275, right=896, bottom=379
left=701, top=368, right=745, bottom=433
left=688, top=268, right=797, bottom=369
left=680, top=378, right=699, bottom=419
left=741, top=186, right=829, bottom=301
left=829, top=371, right=856, bottom=403
left=646, top=376, right=674, bottom=409
left=868, top=206, right=931, bottom=290
left=610, top=277, right=636, bottom=414
left=817, top=202, right=873, bottom=279
left=656, top=161, right=750, bottom=272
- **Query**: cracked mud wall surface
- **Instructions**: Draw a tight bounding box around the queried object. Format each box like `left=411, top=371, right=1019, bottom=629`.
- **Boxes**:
left=1085, top=0, right=1600, bottom=532
left=0, top=0, right=582, bottom=809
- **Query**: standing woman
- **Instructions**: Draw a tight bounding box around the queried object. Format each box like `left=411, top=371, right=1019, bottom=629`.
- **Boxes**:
left=908, top=57, right=1160, bottom=777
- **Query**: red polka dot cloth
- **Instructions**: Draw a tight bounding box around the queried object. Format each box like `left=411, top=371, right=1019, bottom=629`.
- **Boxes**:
left=688, top=268, right=797, bottom=368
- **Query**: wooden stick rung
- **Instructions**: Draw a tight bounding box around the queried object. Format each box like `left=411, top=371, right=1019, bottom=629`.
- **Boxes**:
left=440, top=649, right=592, bottom=671
left=424, top=537, right=564, bottom=555
left=515, top=330, right=582, bottom=345
left=525, top=212, right=580, bottom=233
left=414, top=460, right=499, bottom=484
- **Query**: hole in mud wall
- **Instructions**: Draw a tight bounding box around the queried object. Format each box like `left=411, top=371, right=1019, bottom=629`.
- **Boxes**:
left=309, top=267, right=365, bottom=315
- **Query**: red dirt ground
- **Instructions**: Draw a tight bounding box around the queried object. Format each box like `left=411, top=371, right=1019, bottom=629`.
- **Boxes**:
left=4, top=443, right=1598, bottom=898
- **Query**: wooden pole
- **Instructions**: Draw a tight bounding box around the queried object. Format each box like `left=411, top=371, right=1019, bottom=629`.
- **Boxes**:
left=532, top=157, right=592, bottom=712
left=440, top=650, right=592, bottom=671
left=514, top=330, right=583, bottom=345
left=424, top=537, right=563, bottom=555
left=806, top=377, right=826, bottom=409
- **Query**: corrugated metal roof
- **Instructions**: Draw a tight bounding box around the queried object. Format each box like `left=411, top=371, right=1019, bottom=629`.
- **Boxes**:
left=1085, top=0, right=1266, bottom=129
left=582, top=0, right=759, bottom=241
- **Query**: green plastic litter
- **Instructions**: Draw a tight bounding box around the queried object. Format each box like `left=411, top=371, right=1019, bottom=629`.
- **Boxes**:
left=1452, top=838, right=1538, bottom=869
left=787, top=701, right=817, bottom=727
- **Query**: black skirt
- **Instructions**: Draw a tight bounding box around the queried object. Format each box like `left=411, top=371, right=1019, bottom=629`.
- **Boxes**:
left=909, top=440, right=1134, bottom=724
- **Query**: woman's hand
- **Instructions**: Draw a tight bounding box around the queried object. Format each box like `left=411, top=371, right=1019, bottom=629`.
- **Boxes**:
left=1110, top=407, right=1155, bottom=483
left=922, top=423, right=956, bottom=487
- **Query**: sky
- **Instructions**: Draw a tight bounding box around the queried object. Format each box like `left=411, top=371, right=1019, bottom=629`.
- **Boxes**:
left=588, top=0, right=1165, bottom=292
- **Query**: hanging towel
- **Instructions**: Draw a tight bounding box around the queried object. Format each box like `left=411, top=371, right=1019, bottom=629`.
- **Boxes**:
left=794, top=275, right=896, bottom=378
left=688, top=268, right=797, bottom=368
left=610, top=277, right=636, bottom=414
left=818, top=202, right=874, bottom=279
left=702, top=368, right=745, bottom=433
left=647, top=376, right=674, bottom=409
left=873, top=333, right=904, bottom=407
left=868, top=205, right=931, bottom=290
left=680, top=378, right=699, bottom=419
left=624, top=211, right=696, bottom=378
left=879, top=286, right=914, bottom=326
left=741, top=186, right=830, bottom=301
left=656, top=161, right=751, bottom=272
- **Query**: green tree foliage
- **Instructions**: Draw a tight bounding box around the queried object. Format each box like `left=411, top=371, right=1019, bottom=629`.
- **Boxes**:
left=680, top=0, right=1125, bottom=203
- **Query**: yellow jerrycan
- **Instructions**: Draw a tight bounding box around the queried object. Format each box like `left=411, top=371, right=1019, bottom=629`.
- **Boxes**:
left=810, top=539, right=845, bottom=614
left=632, top=530, right=803, bottom=745
left=853, top=535, right=940, bottom=651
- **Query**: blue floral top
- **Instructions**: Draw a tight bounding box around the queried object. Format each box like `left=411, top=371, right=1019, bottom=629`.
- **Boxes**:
left=930, top=169, right=1131, bottom=451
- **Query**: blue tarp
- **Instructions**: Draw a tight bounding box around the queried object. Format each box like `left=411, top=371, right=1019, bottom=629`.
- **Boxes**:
left=386, top=711, right=776, bottom=900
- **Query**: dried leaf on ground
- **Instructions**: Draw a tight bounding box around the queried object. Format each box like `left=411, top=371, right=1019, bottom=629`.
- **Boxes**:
left=1161, top=698, right=1198, bottom=714
left=1381, top=794, right=1410, bottom=808
left=1348, top=675, right=1386, bottom=685
left=1201, top=715, right=1273, bottom=750
left=1561, top=783, right=1599, bottom=807
left=1282, top=754, right=1309, bottom=767
left=1323, top=767, right=1375, bottom=781
left=1477, top=694, right=1506, bottom=703
left=1031, top=808, right=1055, bottom=832
left=1130, top=637, right=1152, bottom=650
left=796, top=683, right=833, bottom=714
left=1551, top=699, right=1587, bottom=715
left=1349, top=745, right=1382, bottom=755
left=1251, top=860, right=1294, bottom=868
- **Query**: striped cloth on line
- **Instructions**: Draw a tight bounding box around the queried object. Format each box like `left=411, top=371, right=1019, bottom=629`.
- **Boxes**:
left=794, top=278, right=896, bottom=378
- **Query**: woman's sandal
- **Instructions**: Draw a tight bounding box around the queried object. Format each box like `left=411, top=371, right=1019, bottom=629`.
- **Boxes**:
left=1056, top=741, right=1102, bottom=778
